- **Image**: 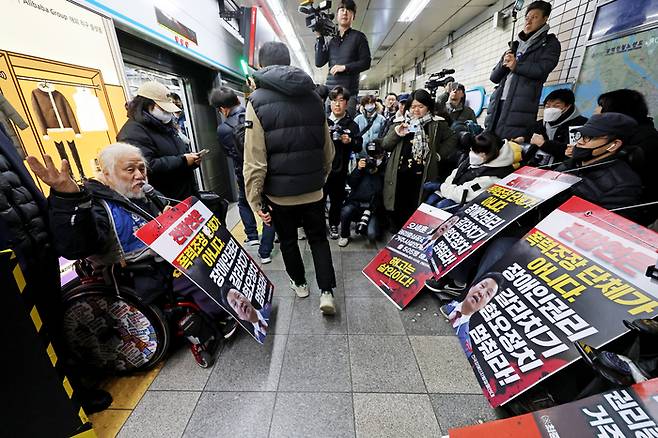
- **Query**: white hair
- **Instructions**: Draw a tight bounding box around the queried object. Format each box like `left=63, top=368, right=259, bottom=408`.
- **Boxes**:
left=97, top=142, right=145, bottom=177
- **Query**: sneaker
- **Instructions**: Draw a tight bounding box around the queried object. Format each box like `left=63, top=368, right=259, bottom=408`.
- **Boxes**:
left=329, top=225, right=339, bottom=240
left=439, top=303, right=451, bottom=320
left=319, top=291, right=336, bottom=315
left=424, top=277, right=465, bottom=297
left=218, top=317, right=238, bottom=339
left=244, top=238, right=259, bottom=247
left=289, top=279, right=310, bottom=298
left=260, top=256, right=272, bottom=264
left=297, top=227, right=306, bottom=240
left=338, top=237, right=349, bottom=247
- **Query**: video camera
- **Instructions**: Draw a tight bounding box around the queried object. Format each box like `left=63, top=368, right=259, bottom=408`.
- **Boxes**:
left=299, top=1, right=337, bottom=37
left=330, top=124, right=351, bottom=142
left=425, top=69, right=455, bottom=99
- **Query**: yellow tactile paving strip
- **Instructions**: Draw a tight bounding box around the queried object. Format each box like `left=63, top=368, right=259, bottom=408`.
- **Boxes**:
left=89, top=221, right=246, bottom=437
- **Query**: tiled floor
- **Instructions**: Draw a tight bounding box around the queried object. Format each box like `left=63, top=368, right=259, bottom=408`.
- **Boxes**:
left=114, top=236, right=499, bottom=437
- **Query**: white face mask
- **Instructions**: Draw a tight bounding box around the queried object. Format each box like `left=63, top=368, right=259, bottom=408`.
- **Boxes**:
left=469, top=151, right=485, bottom=166
left=151, top=106, right=173, bottom=124
left=543, top=107, right=563, bottom=123
left=365, top=104, right=376, bottom=112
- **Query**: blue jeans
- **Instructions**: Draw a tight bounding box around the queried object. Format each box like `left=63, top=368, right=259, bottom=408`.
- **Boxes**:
left=258, top=223, right=276, bottom=258
left=236, top=168, right=258, bottom=241
left=426, top=195, right=457, bottom=210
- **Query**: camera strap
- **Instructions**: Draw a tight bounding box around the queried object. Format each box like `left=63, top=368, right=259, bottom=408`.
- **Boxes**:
left=359, top=116, right=377, bottom=137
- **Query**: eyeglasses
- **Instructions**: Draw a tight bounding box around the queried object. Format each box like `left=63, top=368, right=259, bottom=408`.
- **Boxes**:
left=331, top=99, right=346, bottom=104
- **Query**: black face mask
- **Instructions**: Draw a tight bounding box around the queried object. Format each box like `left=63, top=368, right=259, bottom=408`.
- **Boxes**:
left=572, top=141, right=612, bottom=163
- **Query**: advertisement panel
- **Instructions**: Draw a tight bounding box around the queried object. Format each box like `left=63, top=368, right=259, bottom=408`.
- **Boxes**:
left=136, top=197, right=274, bottom=344
left=449, top=197, right=658, bottom=407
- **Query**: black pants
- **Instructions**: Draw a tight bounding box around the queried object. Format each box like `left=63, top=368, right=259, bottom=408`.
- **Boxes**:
left=269, top=199, right=337, bottom=291
left=340, top=202, right=382, bottom=242
left=393, top=170, right=423, bottom=230
left=324, top=171, right=348, bottom=227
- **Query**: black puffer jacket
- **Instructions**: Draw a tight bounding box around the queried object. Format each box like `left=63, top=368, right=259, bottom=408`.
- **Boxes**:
left=48, top=179, right=170, bottom=303
left=346, top=161, right=385, bottom=210
left=556, top=156, right=643, bottom=211
left=485, top=29, right=561, bottom=139
left=249, top=65, right=327, bottom=197
left=117, top=114, right=198, bottom=201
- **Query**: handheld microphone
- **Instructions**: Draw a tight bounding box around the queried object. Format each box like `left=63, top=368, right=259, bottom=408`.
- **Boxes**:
left=142, top=183, right=166, bottom=213
left=439, top=68, right=455, bottom=75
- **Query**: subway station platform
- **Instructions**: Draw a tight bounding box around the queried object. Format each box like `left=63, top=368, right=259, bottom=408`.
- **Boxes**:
left=96, top=221, right=497, bottom=437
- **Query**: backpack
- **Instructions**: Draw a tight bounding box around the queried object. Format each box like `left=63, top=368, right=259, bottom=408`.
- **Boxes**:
left=451, top=119, right=483, bottom=136
left=230, top=112, right=247, bottom=162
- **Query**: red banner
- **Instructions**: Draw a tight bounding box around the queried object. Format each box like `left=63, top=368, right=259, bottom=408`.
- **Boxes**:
left=136, top=197, right=274, bottom=344
left=451, top=197, right=658, bottom=407
left=450, top=378, right=658, bottom=437
left=362, top=203, right=452, bottom=309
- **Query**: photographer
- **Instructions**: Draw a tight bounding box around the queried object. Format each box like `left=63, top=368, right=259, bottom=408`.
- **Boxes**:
left=437, top=82, right=477, bottom=124
left=315, top=0, right=371, bottom=116
left=339, top=140, right=386, bottom=247
left=484, top=1, right=560, bottom=140
left=325, top=86, right=362, bottom=239
left=354, top=95, right=386, bottom=151
left=524, top=88, right=588, bottom=163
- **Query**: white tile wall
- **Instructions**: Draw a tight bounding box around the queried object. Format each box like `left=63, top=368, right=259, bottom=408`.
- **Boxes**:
left=379, top=0, right=597, bottom=120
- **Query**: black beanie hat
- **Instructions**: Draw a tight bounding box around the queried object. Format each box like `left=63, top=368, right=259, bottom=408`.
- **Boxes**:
left=338, top=0, right=357, bottom=15
left=411, top=89, right=435, bottom=112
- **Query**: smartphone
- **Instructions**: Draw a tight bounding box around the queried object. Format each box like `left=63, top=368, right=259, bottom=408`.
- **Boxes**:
left=197, top=148, right=210, bottom=158
left=408, top=123, right=419, bottom=134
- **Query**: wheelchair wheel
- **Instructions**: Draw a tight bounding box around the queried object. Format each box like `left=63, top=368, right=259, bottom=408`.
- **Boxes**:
left=61, top=282, right=170, bottom=373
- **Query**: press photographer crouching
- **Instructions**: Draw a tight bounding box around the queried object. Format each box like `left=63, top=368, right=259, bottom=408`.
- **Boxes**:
left=28, top=143, right=237, bottom=333
left=314, top=0, right=371, bottom=116
left=339, top=140, right=386, bottom=247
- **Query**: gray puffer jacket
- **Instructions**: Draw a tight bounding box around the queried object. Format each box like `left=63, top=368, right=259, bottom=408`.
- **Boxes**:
left=485, top=28, right=561, bottom=140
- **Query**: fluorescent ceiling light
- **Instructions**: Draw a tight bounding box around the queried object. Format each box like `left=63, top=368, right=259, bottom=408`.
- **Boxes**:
left=398, top=0, right=432, bottom=22
left=267, top=0, right=312, bottom=75
left=360, top=74, right=367, bottom=81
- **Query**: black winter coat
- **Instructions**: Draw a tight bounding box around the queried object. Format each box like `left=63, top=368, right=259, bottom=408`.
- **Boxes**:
left=117, top=116, right=198, bottom=201
left=556, top=157, right=643, bottom=211
left=48, top=179, right=170, bottom=303
left=328, top=115, right=361, bottom=174
left=346, top=163, right=385, bottom=210
left=533, top=112, right=588, bottom=161
left=315, top=28, right=371, bottom=94
left=250, top=65, right=327, bottom=197
left=485, top=31, right=561, bottom=139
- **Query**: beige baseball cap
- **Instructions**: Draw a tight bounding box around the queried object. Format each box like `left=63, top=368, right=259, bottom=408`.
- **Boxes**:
left=136, top=81, right=181, bottom=113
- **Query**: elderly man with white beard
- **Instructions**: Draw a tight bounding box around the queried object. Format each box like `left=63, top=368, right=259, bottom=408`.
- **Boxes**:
left=27, top=143, right=237, bottom=337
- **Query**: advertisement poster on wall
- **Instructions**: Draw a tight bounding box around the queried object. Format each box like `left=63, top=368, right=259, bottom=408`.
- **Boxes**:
left=449, top=197, right=658, bottom=407
left=0, top=0, right=128, bottom=192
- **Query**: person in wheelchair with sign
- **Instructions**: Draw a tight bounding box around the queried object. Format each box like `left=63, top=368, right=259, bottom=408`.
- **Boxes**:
left=27, top=143, right=236, bottom=371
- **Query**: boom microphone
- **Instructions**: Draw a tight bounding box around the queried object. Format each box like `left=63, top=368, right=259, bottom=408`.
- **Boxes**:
left=439, top=68, right=455, bottom=75
left=142, top=183, right=166, bottom=213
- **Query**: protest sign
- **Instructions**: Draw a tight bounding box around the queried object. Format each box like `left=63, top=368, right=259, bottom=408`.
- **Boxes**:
left=447, top=196, right=658, bottom=407
left=428, top=166, right=580, bottom=279
left=135, top=197, right=274, bottom=344
left=450, top=377, right=658, bottom=437
left=362, top=203, right=452, bottom=309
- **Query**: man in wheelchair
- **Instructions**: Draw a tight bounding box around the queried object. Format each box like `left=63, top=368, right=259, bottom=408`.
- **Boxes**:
left=27, top=143, right=237, bottom=357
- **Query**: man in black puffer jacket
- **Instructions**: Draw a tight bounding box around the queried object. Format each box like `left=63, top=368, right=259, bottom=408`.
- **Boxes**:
left=485, top=1, right=561, bottom=140
left=243, top=42, right=338, bottom=316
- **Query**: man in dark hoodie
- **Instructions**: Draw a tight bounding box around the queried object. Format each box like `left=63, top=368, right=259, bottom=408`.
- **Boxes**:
left=243, top=42, right=339, bottom=316
left=485, top=1, right=561, bottom=140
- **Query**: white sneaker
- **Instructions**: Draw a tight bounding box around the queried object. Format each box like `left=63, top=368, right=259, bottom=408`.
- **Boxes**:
left=289, top=279, right=310, bottom=298
left=260, top=256, right=272, bottom=264
left=244, top=238, right=259, bottom=247
left=329, top=226, right=339, bottom=240
left=319, top=291, right=336, bottom=315
left=338, top=237, right=349, bottom=247
left=297, top=227, right=306, bottom=240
